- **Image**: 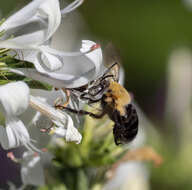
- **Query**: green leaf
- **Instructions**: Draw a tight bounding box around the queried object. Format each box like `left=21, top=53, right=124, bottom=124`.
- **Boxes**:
left=53, top=184, right=68, bottom=190
left=0, top=18, right=5, bottom=26
left=38, top=186, right=49, bottom=190
left=24, top=78, right=52, bottom=91
left=77, top=169, right=89, bottom=190
left=4, top=57, right=34, bottom=68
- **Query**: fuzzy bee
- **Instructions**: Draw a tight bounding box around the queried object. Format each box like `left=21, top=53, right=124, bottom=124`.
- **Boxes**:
left=56, top=44, right=138, bottom=145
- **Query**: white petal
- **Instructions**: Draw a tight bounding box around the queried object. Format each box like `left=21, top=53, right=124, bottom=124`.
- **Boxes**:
left=0, top=116, right=30, bottom=149
left=5, top=40, right=103, bottom=88
left=40, top=51, right=63, bottom=71
left=38, top=0, right=61, bottom=41
left=0, top=30, right=45, bottom=49
left=21, top=151, right=53, bottom=186
left=0, top=0, right=61, bottom=49
left=0, top=0, right=44, bottom=31
left=65, top=115, right=82, bottom=144
left=80, top=40, right=103, bottom=77
left=103, top=162, right=149, bottom=190
left=119, top=67, right=125, bottom=85
left=40, top=45, right=94, bottom=56
left=21, top=49, right=38, bottom=64
left=61, top=0, right=84, bottom=15
left=7, top=68, right=91, bottom=88
left=50, top=124, right=67, bottom=137
left=29, top=96, right=82, bottom=143
left=0, top=82, right=29, bottom=116
left=52, top=114, right=82, bottom=144
left=21, top=156, right=44, bottom=186
left=0, top=125, right=9, bottom=149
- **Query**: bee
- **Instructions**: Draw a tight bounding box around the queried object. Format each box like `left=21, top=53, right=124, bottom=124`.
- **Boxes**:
left=56, top=44, right=138, bottom=145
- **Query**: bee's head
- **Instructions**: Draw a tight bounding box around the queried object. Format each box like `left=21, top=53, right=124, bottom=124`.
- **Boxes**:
left=88, top=76, right=110, bottom=97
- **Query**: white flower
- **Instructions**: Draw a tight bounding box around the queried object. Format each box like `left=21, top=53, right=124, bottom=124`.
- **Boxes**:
left=0, top=0, right=103, bottom=89
left=1, top=182, right=24, bottom=190
left=21, top=151, right=53, bottom=187
left=0, top=0, right=83, bottom=32
left=0, top=82, right=39, bottom=151
left=103, top=162, right=149, bottom=190
left=0, top=0, right=61, bottom=46
left=7, top=150, right=53, bottom=187
left=80, top=40, right=102, bottom=77
left=166, top=48, right=192, bottom=121
left=0, top=0, right=86, bottom=73
left=7, top=40, right=103, bottom=88
left=0, top=0, right=61, bottom=71
left=61, top=0, right=84, bottom=16
left=29, top=95, right=82, bottom=144
left=183, top=0, right=192, bottom=10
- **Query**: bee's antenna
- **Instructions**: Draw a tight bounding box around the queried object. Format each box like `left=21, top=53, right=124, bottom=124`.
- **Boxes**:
left=100, top=74, right=114, bottom=82
left=102, top=62, right=119, bottom=77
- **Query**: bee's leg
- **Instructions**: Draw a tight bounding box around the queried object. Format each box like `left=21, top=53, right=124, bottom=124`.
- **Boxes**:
left=80, top=93, right=102, bottom=104
left=80, top=92, right=90, bottom=100
left=113, top=124, right=122, bottom=146
left=55, top=106, right=105, bottom=119
left=54, top=89, right=71, bottom=108
left=100, top=74, right=115, bottom=82
left=102, top=62, right=119, bottom=77
left=88, top=98, right=102, bottom=104
left=62, top=88, right=70, bottom=107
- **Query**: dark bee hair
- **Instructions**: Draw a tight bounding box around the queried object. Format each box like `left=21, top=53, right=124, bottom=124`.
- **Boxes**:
left=112, top=104, right=138, bottom=145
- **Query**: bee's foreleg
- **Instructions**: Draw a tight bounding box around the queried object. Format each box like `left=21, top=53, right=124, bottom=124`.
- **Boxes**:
left=61, top=88, right=70, bottom=107
left=80, top=93, right=102, bottom=104
left=54, top=88, right=71, bottom=108
left=55, top=106, right=105, bottom=119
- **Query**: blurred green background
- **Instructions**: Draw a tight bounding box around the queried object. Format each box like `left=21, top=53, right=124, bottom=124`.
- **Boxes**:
left=80, top=0, right=192, bottom=119
left=2, top=0, right=192, bottom=189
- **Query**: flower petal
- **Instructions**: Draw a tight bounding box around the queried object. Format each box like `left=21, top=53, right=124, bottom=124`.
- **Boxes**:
left=0, top=82, right=29, bottom=116
left=52, top=114, right=82, bottom=144
left=29, top=95, right=82, bottom=144
left=65, top=115, right=82, bottom=144
left=80, top=40, right=103, bottom=78
left=0, top=0, right=44, bottom=31
left=40, top=51, right=63, bottom=71
left=0, top=30, right=45, bottom=49
left=38, top=0, right=61, bottom=41
left=0, top=116, right=30, bottom=149
left=21, top=151, right=53, bottom=186
left=0, top=125, right=9, bottom=149
left=7, top=68, right=92, bottom=88
left=0, top=0, right=61, bottom=49
left=50, top=124, right=67, bottom=137
left=103, top=162, right=149, bottom=190
left=61, top=0, right=84, bottom=15
left=21, top=154, right=44, bottom=186
left=6, top=39, right=103, bottom=88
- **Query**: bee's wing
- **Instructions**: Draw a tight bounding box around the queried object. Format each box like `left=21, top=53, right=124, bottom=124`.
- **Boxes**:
left=103, top=43, right=121, bottom=82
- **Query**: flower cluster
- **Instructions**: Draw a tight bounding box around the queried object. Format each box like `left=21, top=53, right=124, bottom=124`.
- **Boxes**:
left=0, top=0, right=103, bottom=152
left=0, top=0, right=103, bottom=187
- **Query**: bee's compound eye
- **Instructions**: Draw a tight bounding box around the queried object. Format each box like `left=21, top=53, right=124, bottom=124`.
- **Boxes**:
left=107, top=89, right=112, bottom=93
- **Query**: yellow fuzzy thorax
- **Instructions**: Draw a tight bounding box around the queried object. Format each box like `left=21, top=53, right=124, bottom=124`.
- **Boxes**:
left=104, top=81, right=131, bottom=116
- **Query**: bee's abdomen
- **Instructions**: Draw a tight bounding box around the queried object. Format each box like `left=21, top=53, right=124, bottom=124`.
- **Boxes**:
left=113, top=104, right=138, bottom=145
